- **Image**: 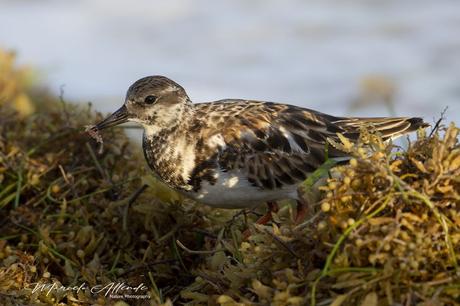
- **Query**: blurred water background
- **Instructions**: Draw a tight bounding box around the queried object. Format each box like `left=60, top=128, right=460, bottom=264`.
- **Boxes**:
left=1, top=0, right=460, bottom=125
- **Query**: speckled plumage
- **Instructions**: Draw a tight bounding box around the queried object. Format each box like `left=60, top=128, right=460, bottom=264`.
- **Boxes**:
left=93, top=75, right=428, bottom=209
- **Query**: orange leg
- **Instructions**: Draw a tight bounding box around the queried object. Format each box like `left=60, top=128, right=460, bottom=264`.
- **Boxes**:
left=294, top=198, right=309, bottom=224
left=243, top=201, right=279, bottom=238
left=255, top=201, right=279, bottom=225
left=294, top=189, right=310, bottom=224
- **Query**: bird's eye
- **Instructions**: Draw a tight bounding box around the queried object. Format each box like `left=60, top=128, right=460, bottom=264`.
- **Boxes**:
left=144, top=95, right=157, bottom=104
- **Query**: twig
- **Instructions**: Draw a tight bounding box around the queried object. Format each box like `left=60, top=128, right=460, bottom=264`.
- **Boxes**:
left=85, top=143, right=109, bottom=182
left=117, top=259, right=178, bottom=277
left=14, top=170, right=22, bottom=208
left=190, top=228, right=218, bottom=239
left=254, top=225, right=300, bottom=259
left=429, top=106, right=448, bottom=138
left=59, top=84, right=71, bottom=124
left=175, top=239, right=225, bottom=255
left=171, top=238, right=188, bottom=272
left=122, top=184, right=148, bottom=232
left=195, top=271, right=225, bottom=291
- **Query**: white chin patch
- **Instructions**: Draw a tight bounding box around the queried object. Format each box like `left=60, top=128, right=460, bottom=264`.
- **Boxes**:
left=129, top=118, right=146, bottom=124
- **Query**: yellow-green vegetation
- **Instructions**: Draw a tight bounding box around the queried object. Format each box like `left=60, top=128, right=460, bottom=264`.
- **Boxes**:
left=0, top=50, right=35, bottom=117
left=0, top=50, right=459, bottom=306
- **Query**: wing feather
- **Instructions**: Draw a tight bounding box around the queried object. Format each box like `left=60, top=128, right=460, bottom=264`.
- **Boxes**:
left=194, top=100, right=427, bottom=190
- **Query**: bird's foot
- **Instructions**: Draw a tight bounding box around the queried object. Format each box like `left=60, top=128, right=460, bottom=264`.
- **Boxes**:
left=242, top=201, right=279, bottom=239
left=294, top=194, right=309, bottom=224
left=294, top=199, right=308, bottom=225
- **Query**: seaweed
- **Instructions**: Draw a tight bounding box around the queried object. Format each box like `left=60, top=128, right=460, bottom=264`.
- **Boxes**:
left=84, top=125, right=104, bottom=155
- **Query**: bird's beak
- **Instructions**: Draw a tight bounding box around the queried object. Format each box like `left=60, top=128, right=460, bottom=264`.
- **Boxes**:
left=94, top=105, right=129, bottom=130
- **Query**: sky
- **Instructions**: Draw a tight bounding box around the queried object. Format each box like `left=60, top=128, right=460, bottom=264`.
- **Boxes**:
left=1, top=0, right=459, bottom=124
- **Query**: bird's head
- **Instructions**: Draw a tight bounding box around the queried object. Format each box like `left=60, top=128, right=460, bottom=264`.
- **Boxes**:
left=94, top=76, right=192, bottom=132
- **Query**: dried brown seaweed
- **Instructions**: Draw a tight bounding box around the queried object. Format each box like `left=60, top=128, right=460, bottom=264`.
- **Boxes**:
left=84, top=125, right=104, bottom=154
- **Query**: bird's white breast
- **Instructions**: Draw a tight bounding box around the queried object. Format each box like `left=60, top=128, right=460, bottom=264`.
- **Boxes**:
left=183, top=168, right=298, bottom=209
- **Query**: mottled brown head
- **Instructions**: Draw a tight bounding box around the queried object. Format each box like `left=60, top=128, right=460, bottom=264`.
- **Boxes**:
left=94, top=76, right=192, bottom=132
left=125, top=76, right=191, bottom=125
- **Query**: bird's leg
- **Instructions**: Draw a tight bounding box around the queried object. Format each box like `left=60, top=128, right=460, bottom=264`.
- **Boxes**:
left=242, top=201, right=279, bottom=239
left=294, top=198, right=309, bottom=224
left=294, top=189, right=309, bottom=224
left=255, top=201, right=279, bottom=225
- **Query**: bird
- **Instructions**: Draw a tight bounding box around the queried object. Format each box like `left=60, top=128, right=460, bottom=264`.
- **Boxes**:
left=90, top=75, right=428, bottom=224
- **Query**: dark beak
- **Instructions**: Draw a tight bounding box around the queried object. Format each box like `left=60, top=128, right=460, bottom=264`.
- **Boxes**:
left=94, top=105, right=129, bottom=130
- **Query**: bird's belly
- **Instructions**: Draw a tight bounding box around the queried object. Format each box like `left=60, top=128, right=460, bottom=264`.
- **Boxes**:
left=183, top=169, right=298, bottom=209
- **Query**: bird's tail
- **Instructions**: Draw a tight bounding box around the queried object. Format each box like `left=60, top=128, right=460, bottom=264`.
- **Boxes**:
left=331, top=117, right=429, bottom=141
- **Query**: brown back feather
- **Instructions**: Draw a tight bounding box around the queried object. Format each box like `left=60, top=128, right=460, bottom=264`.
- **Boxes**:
left=193, top=100, right=428, bottom=190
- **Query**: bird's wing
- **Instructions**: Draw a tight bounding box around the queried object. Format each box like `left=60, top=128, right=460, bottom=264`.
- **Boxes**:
left=194, top=100, right=427, bottom=190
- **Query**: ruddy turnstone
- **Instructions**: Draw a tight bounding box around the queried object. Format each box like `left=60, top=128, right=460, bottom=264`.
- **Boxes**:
left=89, top=76, right=428, bottom=222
